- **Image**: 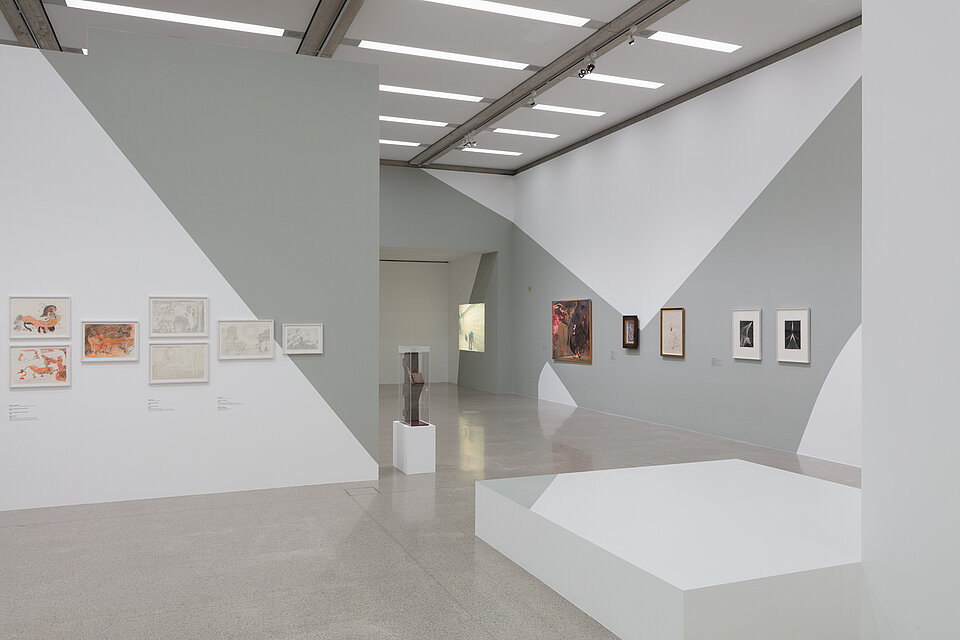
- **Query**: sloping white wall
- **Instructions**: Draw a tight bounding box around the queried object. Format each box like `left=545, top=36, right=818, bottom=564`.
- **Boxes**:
left=379, top=261, right=450, bottom=383
left=514, top=28, right=861, bottom=327
left=0, top=46, right=376, bottom=511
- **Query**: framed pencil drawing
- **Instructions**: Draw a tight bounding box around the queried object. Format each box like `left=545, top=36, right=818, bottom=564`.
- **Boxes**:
left=283, top=323, right=323, bottom=355
left=149, top=343, right=209, bottom=384
left=149, top=297, right=209, bottom=338
left=732, top=310, right=761, bottom=360
left=660, top=308, right=685, bottom=358
left=219, top=320, right=275, bottom=360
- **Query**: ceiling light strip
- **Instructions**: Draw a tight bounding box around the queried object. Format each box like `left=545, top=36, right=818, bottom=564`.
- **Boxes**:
left=64, top=0, right=285, bottom=36
left=648, top=31, right=741, bottom=53
left=359, top=40, right=529, bottom=70
left=462, top=148, right=523, bottom=156
left=379, top=84, right=484, bottom=103
left=583, top=73, right=663, bottom=89
left=420, top=0, right=590, bottom=28
left=532, top=104, right=605, bottom=117
left=380, top=116, right=449, bottom=127
left=493, top=128, right=558, bottom=139
left=380, top=139, right=422, bottom=147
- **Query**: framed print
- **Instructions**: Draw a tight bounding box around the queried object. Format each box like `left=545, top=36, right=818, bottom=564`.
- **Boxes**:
left=660, top=307, right=685, bottom=358
left=10, top=296, right=71, bottom=339
left=149, top=343, right=209, bottom=384
left=777, top=308, right=811, bottom=363
left=149, top=297, right=209, bottom=338
left=622, top=315, right=639, bottom=349
left=11, top=345, right=71, bottom=388
left=219, top=320, right=275, bottom=360
left=82, top=321, right=139, bottom=362
left=552, top=299, right=592, bottom=364
left=283, top=323, right=323, bottom=355
left=732, top=310, right=761, bottom=360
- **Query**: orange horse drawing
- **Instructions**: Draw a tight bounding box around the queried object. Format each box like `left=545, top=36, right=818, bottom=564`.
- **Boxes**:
left=15, top=305, right=61, bottom=334
left=17, top=353, right=67, bottom=382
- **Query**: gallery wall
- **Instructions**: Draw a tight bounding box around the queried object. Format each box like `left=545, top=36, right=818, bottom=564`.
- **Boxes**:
left=379, top=261, right=450, bottom=384
left=861, top=2, right=959, bottom=636
left=0, top=32, right=379, bottom=511
left=381, top=28, right=862, bottom=462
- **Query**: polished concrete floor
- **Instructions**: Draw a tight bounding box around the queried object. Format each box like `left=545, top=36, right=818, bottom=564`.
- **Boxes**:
left=0, top=383, right=859, bottom=639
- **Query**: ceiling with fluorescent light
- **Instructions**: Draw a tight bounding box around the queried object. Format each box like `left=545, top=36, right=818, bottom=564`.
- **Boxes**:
left=2, top=0, right=860, bottom=173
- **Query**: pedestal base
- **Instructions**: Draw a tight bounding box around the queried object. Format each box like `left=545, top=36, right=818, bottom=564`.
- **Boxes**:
left=476, top=460, right=862, bottom=640
left=392, top=420, right=436, bottom=475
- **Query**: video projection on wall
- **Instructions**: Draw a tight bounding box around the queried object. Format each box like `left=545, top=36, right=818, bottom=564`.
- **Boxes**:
left=458, top=303, right=485, bottom=352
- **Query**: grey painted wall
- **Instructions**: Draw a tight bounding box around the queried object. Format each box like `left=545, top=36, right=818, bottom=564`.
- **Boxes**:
left=48, top=30, right=381, bottom=457
left=380, top=166, right=515, bottom=394
left=511, top=82, right=861, bottom=451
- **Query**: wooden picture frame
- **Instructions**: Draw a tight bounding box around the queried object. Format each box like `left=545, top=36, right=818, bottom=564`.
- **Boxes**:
left=660, top=307, right=685, bottom=358
left=622, top=315, right=639, bottom=349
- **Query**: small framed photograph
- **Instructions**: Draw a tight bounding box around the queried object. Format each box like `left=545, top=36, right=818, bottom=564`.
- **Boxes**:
left=732, top=310, right=761, bottom=360
left=149, top=343, right=209, bottom=384
left=660, top=307, right=685, bottom=358
left=283, top=323, right=323, bottom=355
left=622, top=315, right=639, bottom=349
left=10, top=296, right=71, bottom=339
left=82, top=321, right=139, bottom=362
left=219, top=320, right=275, bottom=360
left=777, top=308, right=811, bottom=364
left=10, top=345, right=71, bottom=388
left=149, top=296, right=209, bottom=338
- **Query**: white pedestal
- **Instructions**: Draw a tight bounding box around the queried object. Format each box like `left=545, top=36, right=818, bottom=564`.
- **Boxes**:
left=476, top=460, right=862, bottom=640
left=392, top=420, right=436, bottom=475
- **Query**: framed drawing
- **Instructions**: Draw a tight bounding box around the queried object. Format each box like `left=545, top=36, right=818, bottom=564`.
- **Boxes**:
left=10, top=345, right=71, bottom=388
left=552, top=299, right=592, bottom=364
left=149, top=343, right=209, bottom=384
left=283, top=323, right=323, bottom=355
left=458, top=303, right=485, bottom=353
left=10, top=296, right=71, bottom=339
left=732, top=310, right=761, bottom=360
left=660, top=307, right=685, bottom=358
left=777, top=308, right=810, bottom=363
left=219, top=320, right=275, bottom=360
left=622, top=315, right=639, bottom=349
left=149, top=297, right=209, bottom=338
left=82, top=321, right=139, bottom=362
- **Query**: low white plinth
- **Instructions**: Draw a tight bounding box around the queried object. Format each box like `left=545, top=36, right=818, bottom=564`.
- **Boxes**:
left=392, top=420, right=436, bottom=475
left=476, top=459, right=862, bottom=640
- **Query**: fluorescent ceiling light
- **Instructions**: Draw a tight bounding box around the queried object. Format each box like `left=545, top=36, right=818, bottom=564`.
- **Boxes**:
left=379, top=84, right=484, bottom=103
left=380, top=115, right=449, bottom=127
left=380, top=139, right=422, bottom=147
left=64, top=0, right=284, bottom=36
left=532, top=104, right=605, bottom=117
left=421, top=0, right=589, bottom=27
left=462, top=147, right=523, bottom=156
left=583, top=73, right=663, bottom=89
left=648, top=30, right=741, bottom=53
left=493, top=128, right=558, bottom=139
left=359, top=40, right=528, bottom=70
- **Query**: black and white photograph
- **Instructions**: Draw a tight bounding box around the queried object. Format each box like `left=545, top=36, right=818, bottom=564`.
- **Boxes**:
left=777, top=308, right=811, bottom=363
left=732, top=309, right=761, bottom=360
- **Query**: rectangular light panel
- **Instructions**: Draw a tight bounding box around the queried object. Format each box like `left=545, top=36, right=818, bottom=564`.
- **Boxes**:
left=359, top=40, right=529, bottom=70
left=648, top=31, right=742, bottom=53
left=462, top=148, right=523, bottom=156
left=380, top=115, right=449, bottom=127
left=583, top=73, right=663, bottom=89
left=532, top=104, right=605, bottom=117
left=379, top=84, right=484, bottom=103
left=493, top=128, right=558, bottom=139
left=421, top=0, right=590, bottom=28
left=380, top=139, right=422, bottom=147
left=64, top=0, right=285, bottom=36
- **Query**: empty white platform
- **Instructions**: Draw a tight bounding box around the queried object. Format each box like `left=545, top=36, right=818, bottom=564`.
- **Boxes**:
left=392, top=420, right=436, bottom=475
left=476, top=459, right=861, bottom=640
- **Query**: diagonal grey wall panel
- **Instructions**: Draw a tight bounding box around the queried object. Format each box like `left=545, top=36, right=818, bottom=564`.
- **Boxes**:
left=47, top=30, right=381, bottom=457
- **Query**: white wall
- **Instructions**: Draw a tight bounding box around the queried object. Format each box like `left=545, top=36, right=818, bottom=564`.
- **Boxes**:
left=447, top=255, right=482, bottom=384
left=0, top=47, right=377, bottom=511
left=379, top=262, right=450, bottom=384
left=861, top=2, right=960, bottom=637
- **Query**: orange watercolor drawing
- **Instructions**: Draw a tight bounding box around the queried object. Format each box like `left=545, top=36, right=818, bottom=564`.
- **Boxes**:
left=84, top=323, right=137, bottom=359
left=14, top=305, right=61, bottom=334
